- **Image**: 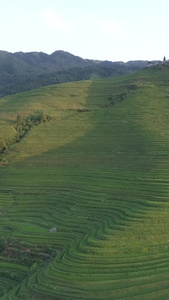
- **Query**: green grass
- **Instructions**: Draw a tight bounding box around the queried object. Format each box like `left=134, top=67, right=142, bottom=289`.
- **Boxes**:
left=1, top=64, right=169, bottom=299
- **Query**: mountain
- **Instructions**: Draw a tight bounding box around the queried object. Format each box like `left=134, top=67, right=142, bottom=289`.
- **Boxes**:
left=13, top=50, right=97, bottom=72
left=0, top=50, right=149, bottom=97
left=0, top=50, right=97, bottom=77
left=1, top=64, right=169, bottom=298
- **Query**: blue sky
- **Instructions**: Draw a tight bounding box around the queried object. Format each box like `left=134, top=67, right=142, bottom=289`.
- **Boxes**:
left=1, top=0, right=169, bottom=62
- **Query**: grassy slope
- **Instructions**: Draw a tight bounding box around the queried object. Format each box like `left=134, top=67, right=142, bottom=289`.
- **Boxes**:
left=1, top=65, right=169, bottom=299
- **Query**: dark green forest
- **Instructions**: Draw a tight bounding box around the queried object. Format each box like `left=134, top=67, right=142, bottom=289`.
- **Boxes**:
left=0, top=50, right=148, bottom=97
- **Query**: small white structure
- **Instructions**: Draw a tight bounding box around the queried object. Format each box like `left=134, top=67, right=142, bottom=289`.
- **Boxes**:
left=49, top=227, right=57, bottom=233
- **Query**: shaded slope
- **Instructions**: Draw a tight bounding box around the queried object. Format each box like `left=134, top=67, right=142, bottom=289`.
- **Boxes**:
left=1, top=66, right=169, bottom=299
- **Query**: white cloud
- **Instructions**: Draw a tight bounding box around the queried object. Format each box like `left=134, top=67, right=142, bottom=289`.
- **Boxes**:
left=43, top=10, right=74, bottom=33
left=95, top=19, right=135, bottom=41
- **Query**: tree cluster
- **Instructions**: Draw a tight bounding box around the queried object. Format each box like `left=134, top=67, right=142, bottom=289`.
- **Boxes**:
left=15, top=111, right=51, bottom=142
left=0, top=111, right=51, bottom=154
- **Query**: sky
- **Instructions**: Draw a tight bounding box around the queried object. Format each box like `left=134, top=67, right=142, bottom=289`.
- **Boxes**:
left=1, top=0, right=169, bottom=62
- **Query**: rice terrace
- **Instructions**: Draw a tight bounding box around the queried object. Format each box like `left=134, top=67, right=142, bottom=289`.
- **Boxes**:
left=1, top=60, right=169, bottom=299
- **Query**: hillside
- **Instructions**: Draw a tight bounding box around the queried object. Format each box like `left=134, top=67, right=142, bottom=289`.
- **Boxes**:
left=0, top=63, right=169, bottom=299
left=0, top=50, right=148, bottom=97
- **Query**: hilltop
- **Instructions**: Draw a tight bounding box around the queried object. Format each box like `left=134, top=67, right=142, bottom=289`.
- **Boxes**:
left=0, top=50, right=148, bottom=97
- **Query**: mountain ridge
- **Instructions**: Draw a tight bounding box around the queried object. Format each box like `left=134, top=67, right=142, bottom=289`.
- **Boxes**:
left=0, top=49, right=149, bottom=97
left=1, top=49, right=149, bottom=71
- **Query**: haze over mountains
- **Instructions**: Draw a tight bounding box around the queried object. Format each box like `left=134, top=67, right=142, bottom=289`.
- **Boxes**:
left=0, top=50, right=149, bottom=97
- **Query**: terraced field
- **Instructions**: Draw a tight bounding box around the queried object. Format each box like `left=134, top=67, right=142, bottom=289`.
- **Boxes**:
left=1, top=64, right=169, bottom=299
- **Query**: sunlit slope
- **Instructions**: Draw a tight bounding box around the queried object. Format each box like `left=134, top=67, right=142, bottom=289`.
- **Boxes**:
left=1, top=65, right=169, bottom=299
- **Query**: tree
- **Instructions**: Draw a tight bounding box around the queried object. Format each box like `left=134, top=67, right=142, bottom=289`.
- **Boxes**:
left=163, top=56, right=166, bottom=62
left=16, top=114, right=23, bottom=125
left=0, top=139, right=7, bottom=153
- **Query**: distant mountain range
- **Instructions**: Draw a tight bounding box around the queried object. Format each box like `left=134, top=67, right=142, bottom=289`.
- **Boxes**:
left=0, top=50, right=150, bottom=97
